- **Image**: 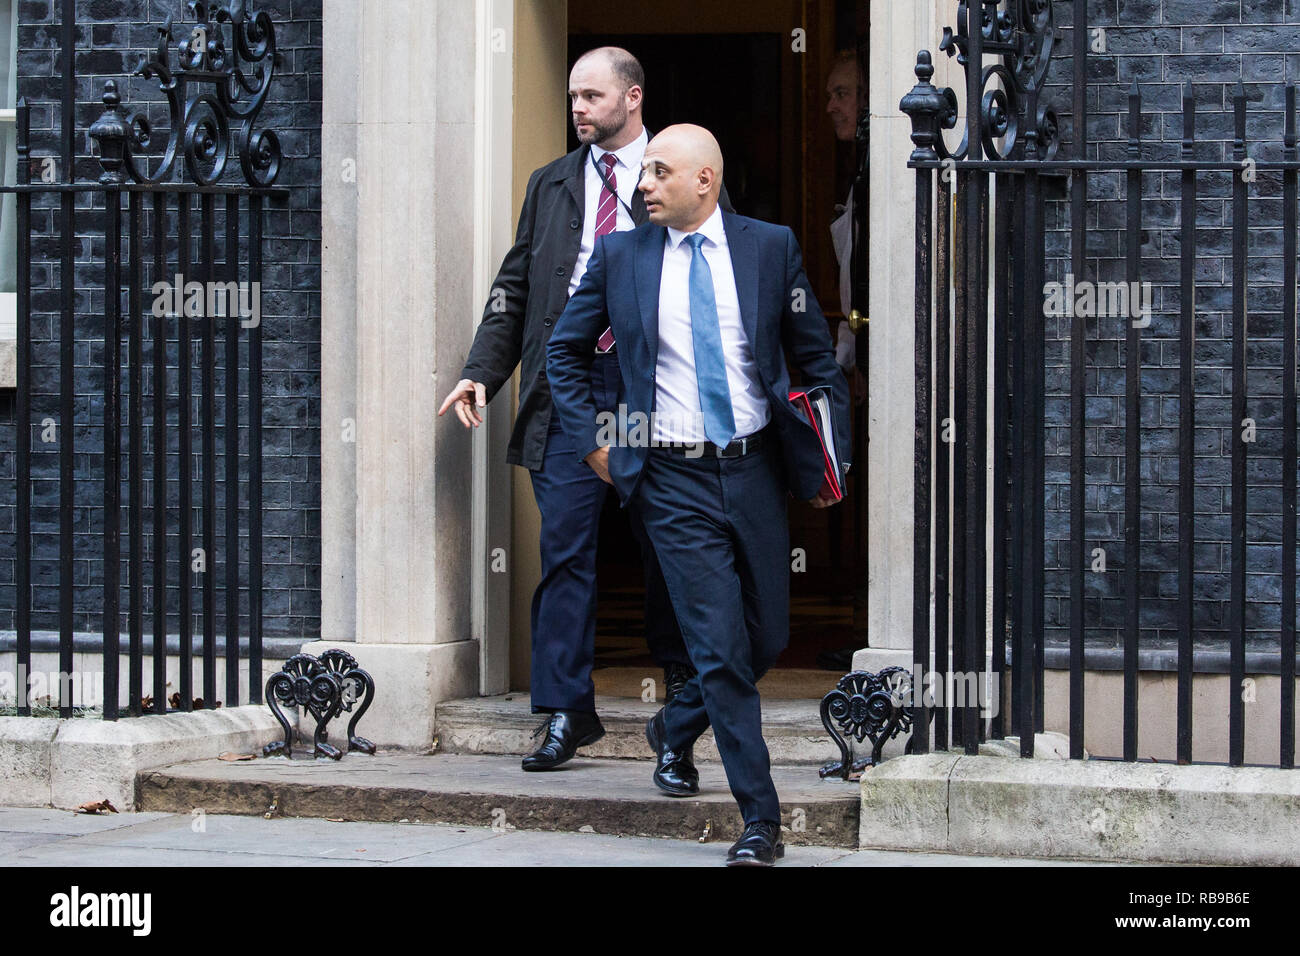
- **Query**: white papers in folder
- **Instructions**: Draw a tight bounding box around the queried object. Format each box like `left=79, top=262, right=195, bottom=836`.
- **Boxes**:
left=804, top=385, right=841, bottom=480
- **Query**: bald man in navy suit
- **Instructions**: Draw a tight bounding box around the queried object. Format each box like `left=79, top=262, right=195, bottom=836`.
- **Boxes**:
left=547, top=125, right=850, bottom=866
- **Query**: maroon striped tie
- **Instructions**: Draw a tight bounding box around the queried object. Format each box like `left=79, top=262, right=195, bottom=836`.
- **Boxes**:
left=595, top=152, right=617, bottom=352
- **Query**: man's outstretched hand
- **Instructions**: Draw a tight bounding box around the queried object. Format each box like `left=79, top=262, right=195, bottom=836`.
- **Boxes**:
left=585, top=446, right=612, bottom=485
left=438, top=379, right=488, bottom=428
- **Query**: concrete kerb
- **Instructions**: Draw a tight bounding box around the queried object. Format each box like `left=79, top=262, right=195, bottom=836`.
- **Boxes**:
left=0, top=706, right=282, bottom=812
left=0, top=718, right=60, bottom=807
left=860, top=750, right=1300, bottom=865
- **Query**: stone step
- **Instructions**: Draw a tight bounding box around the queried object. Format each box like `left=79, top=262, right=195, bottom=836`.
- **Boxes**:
left=137, top=752, right=862, bottom=847
left=592, top=666, right=841, bottom=700
left=434, top=693, right=899, bottom=767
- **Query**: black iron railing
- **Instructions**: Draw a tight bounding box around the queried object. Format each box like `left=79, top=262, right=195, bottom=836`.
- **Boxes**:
left=904, top=0, right=1299, bottom=767
left=2, top=0, right=286, bottom=719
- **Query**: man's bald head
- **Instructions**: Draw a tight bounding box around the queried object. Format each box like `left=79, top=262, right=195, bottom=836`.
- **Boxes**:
left=572, top=46, right=645, bottom=94
left=649, top=124, right=724, bottom=189
left=568, top=46, right=644, bottom=149
left=638, top=124, right=725, bottom=231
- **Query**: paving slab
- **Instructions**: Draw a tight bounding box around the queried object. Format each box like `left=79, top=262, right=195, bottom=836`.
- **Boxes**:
left=0, top=830, right=73, bottom=854
left=820, top=848, right=1126, bottom=866
left=0, top=809, right=1126, bottom=867
left=0, top=807, right=175, bottom=835
left=386, top=828, right=852, bottom=867
left=69, top=810, right=501, bottom=862
left=8, top=843, right=386, bottom=867
left=138, top=751, right=862, bottom=846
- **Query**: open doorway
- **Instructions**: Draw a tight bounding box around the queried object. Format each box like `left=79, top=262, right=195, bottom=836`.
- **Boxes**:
left=566, top=0, right=871, bottom=696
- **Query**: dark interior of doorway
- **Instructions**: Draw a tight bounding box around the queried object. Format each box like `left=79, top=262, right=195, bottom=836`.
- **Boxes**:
left=567, top=33, right=858, bottom=673
left=565, top=33, right=784, bottom=222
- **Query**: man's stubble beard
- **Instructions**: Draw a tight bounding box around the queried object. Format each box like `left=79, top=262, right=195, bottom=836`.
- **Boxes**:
left=574, top=100, right=629, bottom=147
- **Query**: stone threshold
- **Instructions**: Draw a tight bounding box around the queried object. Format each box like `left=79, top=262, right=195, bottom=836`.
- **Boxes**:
left=138, top=752, right=862, bottom=847
left=433, top=693, right=906, bottom=766
left=592, top=666, right=841, bottom=700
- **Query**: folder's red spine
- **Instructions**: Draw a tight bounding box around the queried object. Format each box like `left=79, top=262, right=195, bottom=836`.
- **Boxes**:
left=789, top=389, right=842, bottom=502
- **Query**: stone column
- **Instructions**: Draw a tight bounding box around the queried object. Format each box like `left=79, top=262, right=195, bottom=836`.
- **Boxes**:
left=320, top=0, right=359, bottom=647
left=855, top=0, right=955, bottom=675
left=314, top=0, right=483, bottom=748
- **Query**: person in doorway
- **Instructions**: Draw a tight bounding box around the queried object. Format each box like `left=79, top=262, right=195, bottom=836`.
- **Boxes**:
left=546, top=125, right=850, bottom=865
left=818, top=48, right=870, bottom=673
left=437, top=47, right=696, bottom=772
left=824, top=49, right=867, bottom=385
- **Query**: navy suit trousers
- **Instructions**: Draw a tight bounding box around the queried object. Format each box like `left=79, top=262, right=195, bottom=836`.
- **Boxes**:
left=630, top=436, right=789, bottom=825
left=527, top=351, right=689, bottom=714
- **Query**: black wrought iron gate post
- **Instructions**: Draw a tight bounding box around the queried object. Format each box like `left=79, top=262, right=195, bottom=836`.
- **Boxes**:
left=4, top=0, right=286, bottom=720
left=904, top=0, right=1300, bottom=769
left=909, top=59, right=934, bottom=758
left=13, top=96, right=30, bottom=717
left=1067, top=0, right=1088, bottom=760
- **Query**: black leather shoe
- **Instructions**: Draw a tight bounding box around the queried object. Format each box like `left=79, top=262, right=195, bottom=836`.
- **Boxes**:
left=662, top=662, right=695, bottom=703
left=726, top=820, right=785, bottom=867
left=521, top=711, right=604, bottom=771
left=645, top=709, right=699, bottom=796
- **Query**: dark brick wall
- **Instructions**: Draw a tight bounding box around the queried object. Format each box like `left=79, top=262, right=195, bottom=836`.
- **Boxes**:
left=1032, top=0, right=1300, bottom=652
left=2, top=0, right=321, bottom=639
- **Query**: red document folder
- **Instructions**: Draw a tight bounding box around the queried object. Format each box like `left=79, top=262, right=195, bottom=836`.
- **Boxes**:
left=788, top=386, right=843, bottom=502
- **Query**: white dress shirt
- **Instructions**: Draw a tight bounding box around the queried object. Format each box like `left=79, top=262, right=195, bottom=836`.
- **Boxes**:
left=652, top=205, right=770, bottom=444
left=568, top=128, right=649, bottom=297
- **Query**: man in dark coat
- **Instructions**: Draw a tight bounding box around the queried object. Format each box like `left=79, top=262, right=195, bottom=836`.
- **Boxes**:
left=438, top=47, right=699, bottom=771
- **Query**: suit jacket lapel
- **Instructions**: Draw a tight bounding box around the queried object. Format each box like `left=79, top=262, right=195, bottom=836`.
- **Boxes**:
left=634, top=224, right=665, bottom=365
left=723, top=212, right=761, bottom=360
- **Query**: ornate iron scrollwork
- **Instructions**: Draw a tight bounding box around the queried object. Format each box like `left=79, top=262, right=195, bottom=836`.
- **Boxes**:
left=264, top=651, right=376, bottom=760
left=91, top=0, right=281, bottom=187
left=317, top=649, right=377, bottom=756
left=904, top=0, right=1059, bottom=162
left=818, top=666, right=917, bottom=779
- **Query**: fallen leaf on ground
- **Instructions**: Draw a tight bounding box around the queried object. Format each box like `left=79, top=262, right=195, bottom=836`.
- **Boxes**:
left=76, top=799, right=119, bottom=814
left=167, top=693, right=223, bottom=710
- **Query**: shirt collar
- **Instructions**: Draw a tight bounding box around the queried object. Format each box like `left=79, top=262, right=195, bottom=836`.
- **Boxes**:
left=591, top=127, right=648, bottom=173
left=666, top=203, right=726, bottom=250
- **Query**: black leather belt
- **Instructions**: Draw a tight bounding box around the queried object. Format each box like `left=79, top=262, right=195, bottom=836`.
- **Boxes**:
left=659, top=428, right=768, bottom=459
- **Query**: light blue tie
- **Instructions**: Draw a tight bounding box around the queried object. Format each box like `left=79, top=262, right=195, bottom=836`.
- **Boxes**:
left=685, top=233, right=736, bottom=447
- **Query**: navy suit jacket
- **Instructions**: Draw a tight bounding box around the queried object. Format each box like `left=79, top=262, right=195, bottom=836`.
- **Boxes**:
left=546, top=210, right=851, bottom=508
